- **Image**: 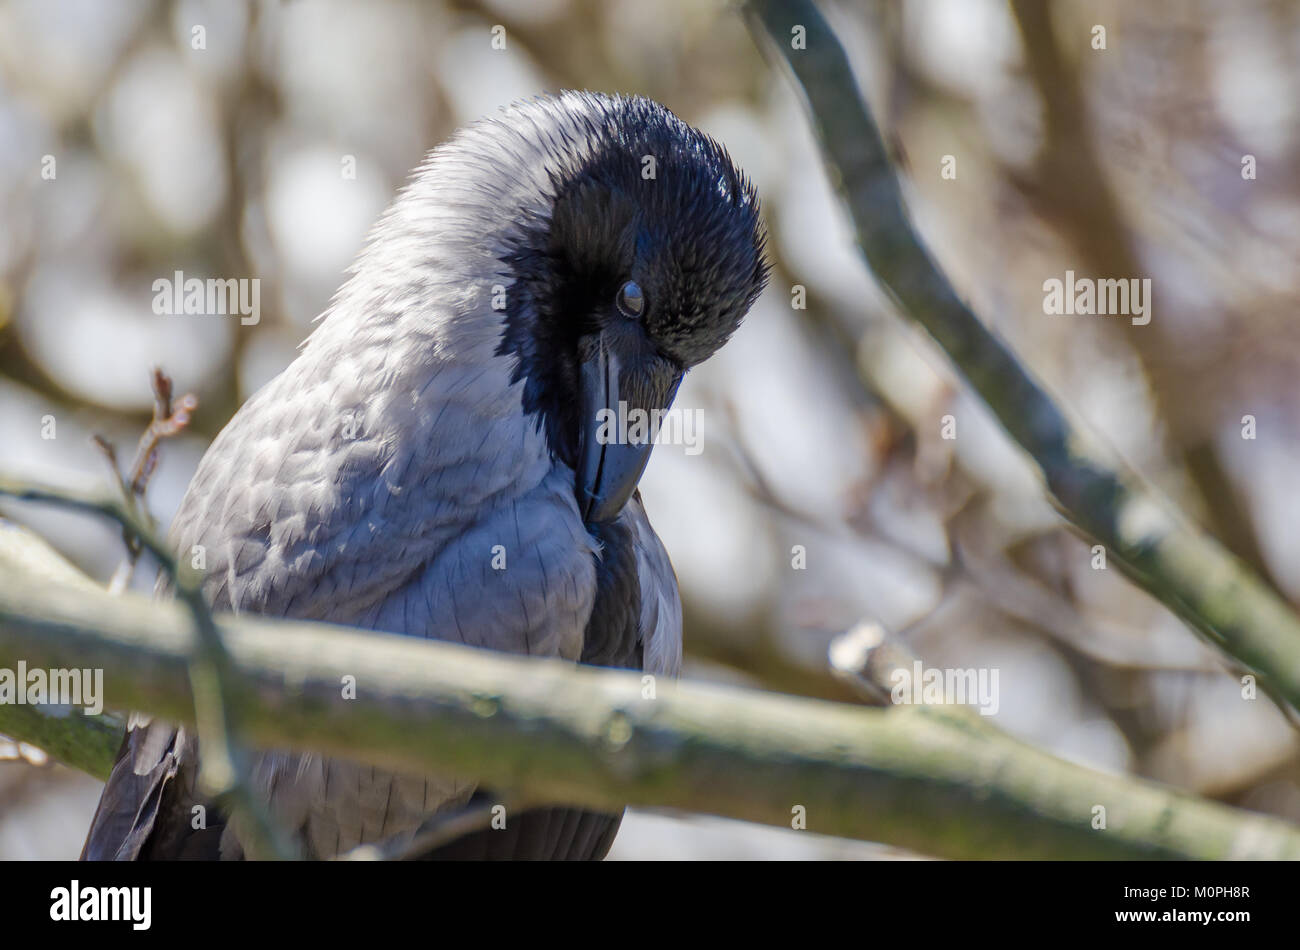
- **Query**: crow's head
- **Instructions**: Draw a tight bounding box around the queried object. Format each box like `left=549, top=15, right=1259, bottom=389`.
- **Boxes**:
left=496, top=93, right=768, bottom=523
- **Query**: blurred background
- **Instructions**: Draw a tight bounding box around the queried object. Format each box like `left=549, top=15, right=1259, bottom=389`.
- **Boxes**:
left=1, top=0, right=1299, bottom=859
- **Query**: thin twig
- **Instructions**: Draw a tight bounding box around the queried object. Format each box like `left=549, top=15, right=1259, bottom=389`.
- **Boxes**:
left=0, top=474, right=299, bottom=860
left=828, top=620, right=921, bottom=706
left=337, top=797, right=521, bottom=861
left=90, top=369, right=198, bottom=595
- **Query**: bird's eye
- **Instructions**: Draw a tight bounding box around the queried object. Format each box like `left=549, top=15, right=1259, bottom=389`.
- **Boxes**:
left=615, top=280, right=645, bottom=319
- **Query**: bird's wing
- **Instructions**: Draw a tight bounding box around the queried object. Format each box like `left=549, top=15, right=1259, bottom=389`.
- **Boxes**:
left=412, top=800, right=623, bottom=861
left=409, top=493, right=681, bottom=860
left=627, top=494, right=684, bottom=678
left=83, top=345, right=600, bottom=860
left=79, top=716, right=219, bottom=860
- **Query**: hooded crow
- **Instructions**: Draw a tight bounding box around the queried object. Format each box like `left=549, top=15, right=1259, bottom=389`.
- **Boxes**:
left=82, top=91, right=768, bottom=860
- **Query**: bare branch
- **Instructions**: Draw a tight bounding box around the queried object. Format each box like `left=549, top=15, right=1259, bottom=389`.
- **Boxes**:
left=742, top=0, right=1300, bottom=719
left=0, top=475, right=298, bottom=860
left=90, top=369, right=198, bottom=595
left=1, top=517, right=1297, bottom=860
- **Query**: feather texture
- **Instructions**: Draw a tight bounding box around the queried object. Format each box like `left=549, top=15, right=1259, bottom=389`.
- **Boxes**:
left=82, top=92, right=763, bottom=860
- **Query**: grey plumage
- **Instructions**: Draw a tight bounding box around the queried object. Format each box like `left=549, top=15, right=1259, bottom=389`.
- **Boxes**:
left=82, top=91, right=764, bottom=860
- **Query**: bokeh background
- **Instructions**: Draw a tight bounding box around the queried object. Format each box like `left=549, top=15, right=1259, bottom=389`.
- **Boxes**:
left=2, top=0, right=1299, bottom=859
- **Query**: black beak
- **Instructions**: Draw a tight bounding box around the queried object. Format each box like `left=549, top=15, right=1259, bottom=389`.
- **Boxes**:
left=575, top=328, right=681, bottom=524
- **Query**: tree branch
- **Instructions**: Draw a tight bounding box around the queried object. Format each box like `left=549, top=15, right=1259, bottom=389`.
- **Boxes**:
left=0, top=477, right=298, bottom=860
left=742, top=0, right=1300, bottom=717
left=0, top=521, right=1297, bottom=859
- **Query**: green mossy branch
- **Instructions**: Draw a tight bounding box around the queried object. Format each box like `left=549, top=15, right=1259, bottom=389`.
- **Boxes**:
left=0, top=518, right=1297, bottom=860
